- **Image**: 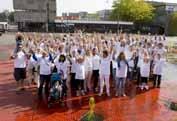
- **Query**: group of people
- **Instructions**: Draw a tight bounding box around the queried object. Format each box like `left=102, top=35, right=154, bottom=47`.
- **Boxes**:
left=11, top=32, right=167, bottom=98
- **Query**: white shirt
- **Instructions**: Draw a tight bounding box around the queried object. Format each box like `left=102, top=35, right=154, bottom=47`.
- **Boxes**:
left=99, top=56, right=111, bottom=75
left=140, top=61, right=150, bottom=77
left=75, top=63, right=85, bottom=80
left=54, top=60, right=69, bottom=79
left=27, top=57, right=36, bottom=69
left=116, top=61, right=128, bottom=78
left=153, top=59, right=165, bottom=75
left=14, top=51, right=26, bottom=68
left=84, top=56, right=93, bottom=72
left=37, top=56, right=52, bottom=75
left=92, top=55, right=100, bottom=70
left=70, top=57, right=77, bottom=73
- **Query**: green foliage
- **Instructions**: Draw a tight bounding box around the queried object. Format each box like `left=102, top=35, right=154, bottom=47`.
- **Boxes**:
left=168, top=12, right=177, bottom=36
left=110, top=0, right=155, bottom=23
left=0, top=10, right=14, bottom=23
left=8, top=12, right=15, bottom=23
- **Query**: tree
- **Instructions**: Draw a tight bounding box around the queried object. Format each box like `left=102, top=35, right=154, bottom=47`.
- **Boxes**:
left=8, top=12, right=15, bottom=23
left=168, top=12, right=177, bottom=36
left=110, top=0, right=155, bottom=23
left=0, top=10, right=15, bottom=23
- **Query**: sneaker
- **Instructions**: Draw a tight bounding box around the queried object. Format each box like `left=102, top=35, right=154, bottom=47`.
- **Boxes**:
left=81, top=90, right=85, bottom=96
left=122, top=94, right=126, bottom=97
left=115, top=93, right=118, bottom=97
left=107, top=93, right=111, bottom=97
left=145, top=85, right=149, bottom=90
left=95, top=88, right=99, bottom=92
left=140, top=85, right=144, bottom=90
left=76, top=91, right=80, bottom=97
left=99, top=93, right=102, bottom=96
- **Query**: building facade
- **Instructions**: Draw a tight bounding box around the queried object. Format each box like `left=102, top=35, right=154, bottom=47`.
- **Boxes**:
left=13, top=0, right=56, bottom=32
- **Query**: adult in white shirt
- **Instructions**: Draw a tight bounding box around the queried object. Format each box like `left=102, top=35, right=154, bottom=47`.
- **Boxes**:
left=70, top=50, right=77, bottom=90
left=75, top=56, right=85, bottom=96
left=91, top=48, right=100, bottom=92
left=84, top=49, right=93, bottom=92
left=33, top=50, right=53, bottom=98
left=153, top=54, right=166, bottom=88
left=11, top=45, right=27, bottom=91
left=115, top=52, right=129, bottom=97
left=99, top=50, right=111, bottom=96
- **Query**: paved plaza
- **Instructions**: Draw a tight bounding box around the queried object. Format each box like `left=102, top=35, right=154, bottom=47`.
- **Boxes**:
left=0, top=33, right=177, bottom=121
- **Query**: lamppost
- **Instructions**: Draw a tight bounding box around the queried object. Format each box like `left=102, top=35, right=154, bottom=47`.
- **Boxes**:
left=165, top=6, right=174, bottom=36
left=46, top=0, right=49, bottom=32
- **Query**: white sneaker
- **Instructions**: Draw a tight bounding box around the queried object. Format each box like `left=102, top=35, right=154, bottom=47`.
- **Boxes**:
left=107, top=93, right=111, bottom=97
left=115, top=93, right=118, bottom=97
left=99, top=93, right=102, bottom=96
left=81, top=90, right=85, bottom=96
left=76, top=91, right=80, bottom=97
left=122, top=94, right=126, bottom=97
left=145, top=85, right=149, bottom=90
left=140, top=85, right=144, bottom=90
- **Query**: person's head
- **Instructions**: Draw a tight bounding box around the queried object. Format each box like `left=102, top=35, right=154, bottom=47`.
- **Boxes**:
left=158, top=43, right=163, bottom=49
left=77, top=56, right=84, bottom=64
left=103, top=50, right=109, bottom=58
left=16, top=32, right=23, bottom=41
left=118, top=52, right=126, bottom=61
left=17, top=45, right=23, bottom=52
left=86, top=49, right=91, bottom=57
left=143, top=57, right=149, bottom=63
left=59, top=54, right=66, bottom=63
left=156, top=54, right=161, bottom=60
left=42, top=50, right=48, bottom=58
left=92, top=47, right=97, bottom=55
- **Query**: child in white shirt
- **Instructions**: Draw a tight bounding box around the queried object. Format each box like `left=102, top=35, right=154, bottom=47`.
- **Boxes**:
left=99, top=50, right=111, bottom=96
left=116, top=52, right=129, bottom=97
left=140, top=56, right=150, bottom=90
left=153, top=54, right=165, bottom=88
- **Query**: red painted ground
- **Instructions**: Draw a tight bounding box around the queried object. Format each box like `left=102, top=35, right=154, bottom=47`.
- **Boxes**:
left=0, top=45, right=177, bottom=121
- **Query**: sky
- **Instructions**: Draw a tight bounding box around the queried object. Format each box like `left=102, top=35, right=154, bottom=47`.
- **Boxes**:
left=0, top=0, right=177, bottom=15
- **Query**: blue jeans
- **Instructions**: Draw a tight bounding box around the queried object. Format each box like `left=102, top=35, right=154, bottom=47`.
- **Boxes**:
left=116, top=77, right=126, bottom=96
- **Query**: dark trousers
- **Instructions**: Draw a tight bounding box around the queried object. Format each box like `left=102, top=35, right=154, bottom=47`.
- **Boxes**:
left=141, top=77, right=148, bottom=84
left=76, top=79, right=84, bottom=90
left=137, top=67, right=141, bottom=85
left=38, top=74, right=51, bottom=96
left=92, top=70, right=99, bottom=91
left=62, top=79, right=67, bottom=95
left=70, top=73, right=76, bottom=90
left=153, top=74, right=162, bottom=87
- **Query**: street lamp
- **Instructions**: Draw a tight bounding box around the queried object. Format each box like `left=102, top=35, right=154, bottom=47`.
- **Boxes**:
left=46, top=0, right=49, bottom=32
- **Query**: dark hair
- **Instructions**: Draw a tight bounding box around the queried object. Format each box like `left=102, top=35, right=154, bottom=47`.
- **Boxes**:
left=59, top=54, right=66, bottom=62
left=16, top=35, right=23, bottom=41
left=118, top=52, right=126, bottom=61
left=52, top=66, right=58, bottom=73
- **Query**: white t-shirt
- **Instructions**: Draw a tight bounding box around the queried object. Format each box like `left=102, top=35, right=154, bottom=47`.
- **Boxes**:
left=140, top=61, right=150, bottom=77
left=84, top=56, right=93, bottom=72
left=75, top=63, right=85, bottom=80
left=54, top=60, right=69, bottom=79
left=14, top=51, right=26, bottom=68
left=116, top=61, right=128, bottom=78
left=37, top=57, right=52, bottom=75
left=153, top=59, right=165, bottom=75
left=92, top=55, right=100, bottom=71
left=70, top=57, right=77, bottom=73
left=99, top=56, right=111, bottom=75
